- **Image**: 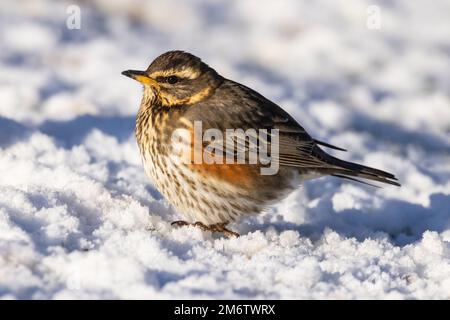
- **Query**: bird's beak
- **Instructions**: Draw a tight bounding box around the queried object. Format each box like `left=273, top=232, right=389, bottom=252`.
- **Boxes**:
left=121, top=70, right=159, bottom=88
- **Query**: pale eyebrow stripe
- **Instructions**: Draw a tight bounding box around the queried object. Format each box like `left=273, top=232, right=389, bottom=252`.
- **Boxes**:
left=161, top=86, right=211, bottom=107
left=149, top=67, right=200, bottom=80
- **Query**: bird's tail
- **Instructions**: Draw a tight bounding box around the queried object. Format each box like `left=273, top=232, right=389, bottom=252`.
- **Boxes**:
left=320, top=152, right=400, bottom=187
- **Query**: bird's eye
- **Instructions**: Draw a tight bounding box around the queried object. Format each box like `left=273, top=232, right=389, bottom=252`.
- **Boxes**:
left=167, top=76, right=178, bottom=84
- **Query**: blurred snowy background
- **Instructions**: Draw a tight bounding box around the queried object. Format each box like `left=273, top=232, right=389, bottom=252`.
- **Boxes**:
left=0, top=0, right=449, bottom=299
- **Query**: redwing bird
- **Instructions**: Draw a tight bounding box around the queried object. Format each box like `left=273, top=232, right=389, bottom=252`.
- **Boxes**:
left=122, top=51, right=400, bottom=237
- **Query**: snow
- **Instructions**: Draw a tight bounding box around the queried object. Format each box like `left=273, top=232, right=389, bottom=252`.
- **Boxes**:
left=0, top=0, right=450, bottom=299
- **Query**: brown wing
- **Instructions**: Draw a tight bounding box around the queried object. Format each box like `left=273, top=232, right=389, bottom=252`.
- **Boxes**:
left=181, top=79, right=400, bottom=186
left=182, top=79, right=336, bottom=169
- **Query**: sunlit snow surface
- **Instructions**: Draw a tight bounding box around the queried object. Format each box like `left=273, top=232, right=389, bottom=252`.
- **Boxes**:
left=0, top=0, right=449, bottom=299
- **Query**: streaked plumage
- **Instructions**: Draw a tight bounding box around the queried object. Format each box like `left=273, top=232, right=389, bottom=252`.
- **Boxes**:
left=123, top=51, right=400, bottom=236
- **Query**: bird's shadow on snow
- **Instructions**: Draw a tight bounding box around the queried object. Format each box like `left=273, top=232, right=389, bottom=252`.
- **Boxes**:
left=241, top=190, right=450, bottom=247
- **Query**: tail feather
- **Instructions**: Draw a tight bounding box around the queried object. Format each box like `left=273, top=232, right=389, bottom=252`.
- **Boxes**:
left=330, top=174, right=381, bottom=188
left=320, top=153, right=401, bottom=187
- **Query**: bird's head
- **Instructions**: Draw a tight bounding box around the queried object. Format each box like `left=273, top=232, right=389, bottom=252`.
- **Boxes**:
left=122, top=51, right=222, bottom=107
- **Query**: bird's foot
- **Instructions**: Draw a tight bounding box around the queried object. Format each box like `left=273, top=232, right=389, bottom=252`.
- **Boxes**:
left=171, top=221, right=239, bottom=238
left=204, top=222, right=240, bottom=238
left=170, top=220, right=191, bottom=228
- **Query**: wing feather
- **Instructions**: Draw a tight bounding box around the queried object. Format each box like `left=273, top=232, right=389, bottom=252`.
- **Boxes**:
left=181, top=79, right=400, bottom=187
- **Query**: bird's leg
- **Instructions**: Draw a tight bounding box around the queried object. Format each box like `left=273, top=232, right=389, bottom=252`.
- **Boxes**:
left=193, top=221, right=211, bottom=232
left=208, top=223, right=240, bottom=238
left=172, top=221, right=240, bottom=238
left=171, top=220, right=191, bottom=228
left=194, top=222, right=239, bottom=237
left=171, top=220, right=209, bottom=231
